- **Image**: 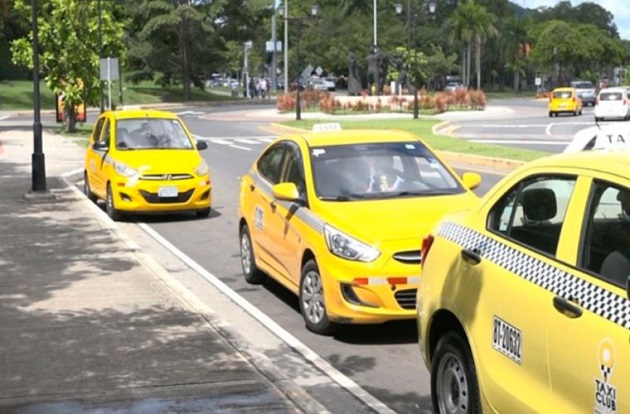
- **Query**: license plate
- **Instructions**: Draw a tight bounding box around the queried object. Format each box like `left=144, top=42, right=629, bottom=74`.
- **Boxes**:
left=158, top=186, right=178, bottom=198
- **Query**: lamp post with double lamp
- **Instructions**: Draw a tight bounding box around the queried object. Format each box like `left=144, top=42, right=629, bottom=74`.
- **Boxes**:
left=279, top=4, right=319, bottom=121
left=395, top=0, right=436, bottom=119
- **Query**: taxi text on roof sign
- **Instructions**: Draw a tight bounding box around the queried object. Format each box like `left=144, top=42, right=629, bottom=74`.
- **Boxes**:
left=594, top=125, right=630, bottom=150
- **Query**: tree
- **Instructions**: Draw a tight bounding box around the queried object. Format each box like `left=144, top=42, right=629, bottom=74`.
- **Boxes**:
left=10, top=0, right=126, bottom=132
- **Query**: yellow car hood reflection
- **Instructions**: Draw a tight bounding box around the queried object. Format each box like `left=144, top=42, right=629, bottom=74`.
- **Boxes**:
left=115, top=149, right=203, bottom=174
left=316, top=194, right=478, bottom=243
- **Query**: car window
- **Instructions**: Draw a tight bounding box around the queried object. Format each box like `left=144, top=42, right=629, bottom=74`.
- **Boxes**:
left=487, top=176, right=577, bottom=256
left=599, top=91, right=623, bottom=101
left=257, top=143, right=286, bottom=184
left=579, top=181, right=630, bottom=288
left=101, top=119, right=112, bottom=147
left=92, top=117, right=106, bottom=143
left=283, top=145, right=307, bottom=200
left=553, top=91, right=573, bottom=99
left=572, top=82, right=594, bottom=89
left=310, top=141, right=462, bottom=200
left=116, top=118, right=193, bottom=150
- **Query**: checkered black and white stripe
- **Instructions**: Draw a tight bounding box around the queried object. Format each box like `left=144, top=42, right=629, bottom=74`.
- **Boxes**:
left=437, top=222, right=630, bottom=330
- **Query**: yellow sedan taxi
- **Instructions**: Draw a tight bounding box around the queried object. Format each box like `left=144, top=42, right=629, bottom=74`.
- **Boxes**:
left=418, top=136, right=630, bottom=413
left=238, top=127, right=481, bottom=334
left=548, top=86, right=582, bottom=117
left=84, top=109, right=211, bottom=220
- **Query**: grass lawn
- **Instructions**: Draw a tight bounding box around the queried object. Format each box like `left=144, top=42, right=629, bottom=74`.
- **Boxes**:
left=0, top=79, right=239, bottom=110
left=282, top=118, right=550, bottom=163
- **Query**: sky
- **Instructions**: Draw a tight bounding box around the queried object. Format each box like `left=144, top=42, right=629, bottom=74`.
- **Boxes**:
left=520, top=0, right=630, bottom=40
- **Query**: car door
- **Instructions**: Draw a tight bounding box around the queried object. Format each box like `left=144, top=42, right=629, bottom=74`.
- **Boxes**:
left=248, top=142, right=290, bottom=282
left=86, top=115, right=108, bottom=197
left=468, top=174, right=578, bottom=412
left=267, top=142, right=308, bottom=286
left=547, top=176, right=630, bottom=413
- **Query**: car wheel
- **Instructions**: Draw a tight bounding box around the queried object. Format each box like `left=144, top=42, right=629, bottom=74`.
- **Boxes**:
left=299, top=260, right=336, bottom=335
left=105, top=183, right=122, bottom=221
left=196, top=208, right=211, bottom=218
left=84, top=171, right=97, bottom=203
left=240, top=224, right=265, bottom=284
left=431, top=332, right=481, bottom=414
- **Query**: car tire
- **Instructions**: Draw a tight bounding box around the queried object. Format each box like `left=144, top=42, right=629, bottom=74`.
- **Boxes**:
left=106, top=183, right=122, bottom=221
left=548, top=111, right=552, bottom=118
left=299, top=260, right=337, bottom=335
left=84, top=171, right=97, bottom=203
left=196, top=208, right=211, bottom=218
left=240, top=224, right=265, bottom=284
left=431, top=332, right=481, bottom=414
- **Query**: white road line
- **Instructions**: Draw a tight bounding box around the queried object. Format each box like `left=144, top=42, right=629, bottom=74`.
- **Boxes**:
left=137, top=222, right=396, bottom=414
left=235, top=138, right=263, bottom=144
left=194, top=134, right=275, bottom=141
left=0, top=116, right=9, bottom=121
left=229, top=144, right=252, bottom=151
left=546, top=123, right=555, bottom=136
left=209, top=138, right=233, bottom=145
left=470, top=139, right=567, bottom=145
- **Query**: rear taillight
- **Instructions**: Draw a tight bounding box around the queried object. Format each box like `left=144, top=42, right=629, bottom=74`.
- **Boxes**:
left=596, top=97, right=599, bottom=106
left=572, top=96, right=576, bottom=103
left=421, top=235, right=435, bottom=265
left=624, top=99, right=628, bottom=106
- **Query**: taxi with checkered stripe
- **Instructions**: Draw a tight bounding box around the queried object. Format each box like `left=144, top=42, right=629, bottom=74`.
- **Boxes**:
left=418, top=144, right=630, bottom=413
left=238, top=126, right=481, bottom=334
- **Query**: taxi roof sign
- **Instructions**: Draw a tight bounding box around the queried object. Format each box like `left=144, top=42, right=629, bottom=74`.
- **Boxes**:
left=593, top=125, right=630, bottom=150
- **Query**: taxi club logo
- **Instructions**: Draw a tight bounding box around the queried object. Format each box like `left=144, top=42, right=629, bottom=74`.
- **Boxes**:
left=595, top=338, right=617, bottom=414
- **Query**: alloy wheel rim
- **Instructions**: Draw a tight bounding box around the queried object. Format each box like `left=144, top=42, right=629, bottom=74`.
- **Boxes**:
left=106, top=188, right=113, bottom=214
left=301, top=270, right=325, bottom=324
left=241, top=233, right=251, bottom=274
left=436, top=352, right=469, bottom=414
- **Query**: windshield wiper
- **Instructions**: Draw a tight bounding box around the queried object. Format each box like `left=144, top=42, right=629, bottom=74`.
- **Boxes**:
left=318, top=195, right=364, bottom=201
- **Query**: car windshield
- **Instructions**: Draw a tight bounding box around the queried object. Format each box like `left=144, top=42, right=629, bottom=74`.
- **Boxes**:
left=573, top=82, right=594, bottom=89
left=310, top=141, right=463, bottom=200
left=115, top=118, right=194, bottom=150
left=600, top=92, right=623, bottom=101
left=553, top=91, right=573, bottom=99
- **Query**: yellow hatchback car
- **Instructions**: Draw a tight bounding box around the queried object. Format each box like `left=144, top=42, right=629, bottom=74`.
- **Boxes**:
left=548, top=86, right=582, bottom=117
left=418, top=148, right=630, bottom=412
left=238, top=128, right=482, bottom=334
left=84, top=109, right=211, bottom=220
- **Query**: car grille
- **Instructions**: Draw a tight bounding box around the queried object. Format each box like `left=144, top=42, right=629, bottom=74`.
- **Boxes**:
left=139, top=189, right=194, bottom=204
left=393, top=250, right=422, bottom=264
left=140, top=173, right=193, bottom=181
left=394, top=289, right=417, bottom=310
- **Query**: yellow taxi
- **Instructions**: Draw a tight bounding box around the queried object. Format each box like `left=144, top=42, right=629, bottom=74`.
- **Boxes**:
left=417, top=142, right=630, bottom=412
left=238, top=127, right=482, bottom=334
left=84, top=109, right=211, bottom=220
left=548, top=86, right=582, bottom=117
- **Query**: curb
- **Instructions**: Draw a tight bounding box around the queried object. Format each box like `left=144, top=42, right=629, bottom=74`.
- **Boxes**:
left=58, top=165, right=329, bottom=414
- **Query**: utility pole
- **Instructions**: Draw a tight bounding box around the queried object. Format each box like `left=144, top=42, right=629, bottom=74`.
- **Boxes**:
left=271, top=9, right=278, bottom=94
left=30, top=0, right=46, bottom=193
left=283, top=1, right=289, bottom=94
left=98, top=0, right=104, bottom=113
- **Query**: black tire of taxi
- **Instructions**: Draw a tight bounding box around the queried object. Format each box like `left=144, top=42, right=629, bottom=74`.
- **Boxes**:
left=84, top=171, right=97, bottom=203
left=431, top=332, right=481, bottom=414
left=196, top=208, right=210, bottom=218
left=106, top=183, right=122, bottom=221
left=299, top=260, right=337, bottom=335
left=240, top=224, right=265, bottom=284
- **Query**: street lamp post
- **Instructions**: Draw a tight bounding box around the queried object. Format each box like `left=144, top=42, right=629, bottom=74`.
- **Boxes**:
left=98, top=0, right=104, bottom=113
left=395, top=0, right=436, bottom=119
left=279, top=4, right=319, bottom=121
left=243, top=41, right=253, bottom=99
left=31, top=0, right=46, bottom=193
left=373, top=0, right=378, bottom=96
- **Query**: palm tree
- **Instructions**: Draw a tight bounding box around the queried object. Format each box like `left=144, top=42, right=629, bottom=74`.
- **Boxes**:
left=502, top=17, right=530, bottom=92
left=446, top=0, right=497, bottom=90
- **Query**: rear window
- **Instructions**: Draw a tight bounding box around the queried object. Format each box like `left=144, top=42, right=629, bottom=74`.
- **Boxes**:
left=599, top=92, right=624, bottom=101
left=572, top=82, right=594, bottom=89
left=553, top=91, right=573, bottom=99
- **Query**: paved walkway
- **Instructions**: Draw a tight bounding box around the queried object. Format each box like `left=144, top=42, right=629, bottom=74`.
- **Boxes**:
left=0, top=130, right=327, bottom=413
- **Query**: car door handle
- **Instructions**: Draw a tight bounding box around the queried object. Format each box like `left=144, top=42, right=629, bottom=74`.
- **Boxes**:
left=552, top=296, right=583, bottom=319
left=460, top=248, right=481, bottom=265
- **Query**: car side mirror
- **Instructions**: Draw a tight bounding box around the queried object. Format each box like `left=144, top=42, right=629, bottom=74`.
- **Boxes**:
left=272, top=182, right=304, bottom=205
left=462, top=172, right=482, bottom=190
left=92, top=140, right=108, bottom=151
left=196, top=140, right=208, bottom=151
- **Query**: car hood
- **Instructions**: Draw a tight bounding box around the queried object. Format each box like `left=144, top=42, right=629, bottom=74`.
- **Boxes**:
left=113, top=149, right=203, bottom=174
left=315, top=193, right=479, bottom=244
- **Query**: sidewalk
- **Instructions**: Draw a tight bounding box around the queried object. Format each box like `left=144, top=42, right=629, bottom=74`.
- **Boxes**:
left=0, top=130, right=327, bottom=413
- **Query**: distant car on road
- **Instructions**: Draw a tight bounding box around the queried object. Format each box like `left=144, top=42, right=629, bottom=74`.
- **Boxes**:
left=322, top=77, right=336, bottom=91
left=594, top=86, right=630, bottom=121
left=570, top=80, right=596, bottom=106
left=444, top=82, right=464, bottom=93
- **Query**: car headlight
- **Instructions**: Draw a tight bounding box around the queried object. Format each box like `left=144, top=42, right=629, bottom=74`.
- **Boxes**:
left=114, top=161, right=138, bottom=177
left=324, top=225, right=380, bottom=262
left=195, top=160, right=209, bottom=176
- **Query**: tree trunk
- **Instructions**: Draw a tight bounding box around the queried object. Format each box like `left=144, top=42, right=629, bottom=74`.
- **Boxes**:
left=466, top=43, right=472, bottom=88
left=460, top=45, right=466, bottom=86
left=64, top=102, right=77, bottom=133
left=475, top=40, right=481, bottom=90
left=180, top=24, right=191, bottom=101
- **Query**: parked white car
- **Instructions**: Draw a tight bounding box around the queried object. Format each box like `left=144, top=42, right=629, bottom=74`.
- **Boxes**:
left=594, top=87, right=630, bottom=121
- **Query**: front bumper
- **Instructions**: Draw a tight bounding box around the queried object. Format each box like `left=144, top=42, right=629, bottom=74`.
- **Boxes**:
left=111, top=176, right=211, bottom=214
left=319, top=254, right=420, bottom=324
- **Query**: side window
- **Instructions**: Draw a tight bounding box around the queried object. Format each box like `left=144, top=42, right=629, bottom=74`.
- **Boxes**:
left=283, top=146, right=306, bottom=199
left=488, top=176, right=577, bottom=256
left=92, top=117, right=106, bottom=143
left=580, top=181, right=630, bottom=287
left=101, top=119, right=111, bottom=147
left=257, top=144, right=285, bottom=184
